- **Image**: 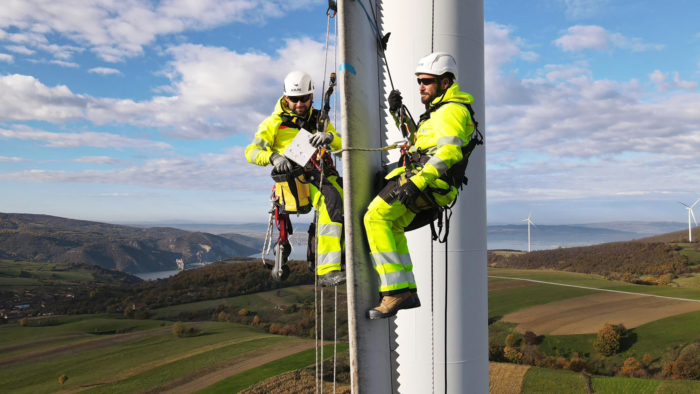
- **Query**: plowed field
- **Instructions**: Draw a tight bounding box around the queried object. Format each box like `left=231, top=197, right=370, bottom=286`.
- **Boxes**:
left=503, top=292, right=700, bottom=335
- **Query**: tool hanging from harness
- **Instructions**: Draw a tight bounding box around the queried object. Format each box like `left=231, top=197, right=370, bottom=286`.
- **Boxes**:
left=400, top=101, right=484, bottom=243
left=263, top=76, right=339, bottom=281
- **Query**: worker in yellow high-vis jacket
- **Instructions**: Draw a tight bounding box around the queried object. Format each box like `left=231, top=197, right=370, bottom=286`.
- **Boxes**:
left=365, top=53, right=476, bottom=318
left=245, top=71, right=346, bottom=287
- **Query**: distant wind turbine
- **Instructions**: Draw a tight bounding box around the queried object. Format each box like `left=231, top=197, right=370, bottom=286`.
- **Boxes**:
left=521, top=211, right=538, bottom=252
left=678, top=198, right=700, bottom=242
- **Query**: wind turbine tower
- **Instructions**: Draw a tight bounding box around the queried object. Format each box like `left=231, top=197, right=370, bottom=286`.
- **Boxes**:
left=522, top=211, right=538, bottom=252
left=678, top=198, right=700, bottom=242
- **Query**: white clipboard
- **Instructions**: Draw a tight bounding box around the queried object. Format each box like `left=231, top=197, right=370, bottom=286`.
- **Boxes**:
left=283, top=128, right=317, bottom=167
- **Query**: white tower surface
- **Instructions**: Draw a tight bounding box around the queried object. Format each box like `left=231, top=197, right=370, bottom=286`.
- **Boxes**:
left=381, top=0, right=489, bottom=393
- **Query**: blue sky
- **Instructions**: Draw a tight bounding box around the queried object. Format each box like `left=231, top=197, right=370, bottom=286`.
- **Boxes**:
left=0, top=0, right=699, bottom=226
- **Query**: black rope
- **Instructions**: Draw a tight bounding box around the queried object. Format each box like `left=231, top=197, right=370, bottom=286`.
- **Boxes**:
left=444, top=237, right=448, bottom=394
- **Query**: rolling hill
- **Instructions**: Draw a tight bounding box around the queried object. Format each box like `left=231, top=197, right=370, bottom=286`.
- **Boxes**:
left=0, top=213, right=259, bottom=273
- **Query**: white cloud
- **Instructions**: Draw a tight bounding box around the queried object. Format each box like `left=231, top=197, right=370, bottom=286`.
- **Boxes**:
left=484, top=25, right=700, bottom=202
left=5, top=45, right=35, bottom=55
left=74, top=156, right=129, bottom=165
left=555, top=25, right=664, bottom=52
left=0, top=128, right=171, bottom=149
left=558, top=0, right=608, bottom=19
left=0, top=156, right=26, bottom=162
left=0, top=53, right=13, bottom=63
left=0, top=0, right=323, bottom=62
left=0, top=147, right=269, bottom=192
left=0, top=37, right=331, bottom=139
left=484, top=22, right=537, bottom=105
left=649, top=70, right=698, bottom=91
left=50, top=60, right=79, bottom=68
left=89, top=67, right=122, bottom=75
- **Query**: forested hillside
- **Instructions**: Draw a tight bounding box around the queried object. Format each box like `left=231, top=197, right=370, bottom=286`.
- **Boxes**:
left=489, top=241, right=692, bottom=277
left=0, top=213, right=258, bottom=272
left=639, top=227, right=700, bottom=243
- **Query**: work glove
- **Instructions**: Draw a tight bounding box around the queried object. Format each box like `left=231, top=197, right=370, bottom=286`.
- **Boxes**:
left=397, top=179, right=422, bottom=206
left=388, top=89, right=403, bottom=113
left=270, top=152, right=294, bottom=174
left=309, top=132, right=334, bottom=148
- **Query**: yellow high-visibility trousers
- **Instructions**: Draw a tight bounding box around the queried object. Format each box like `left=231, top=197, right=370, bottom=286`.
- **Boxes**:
left=364, top=197, right=417, bottom=294
left=308, top=171, right=344, bottom=276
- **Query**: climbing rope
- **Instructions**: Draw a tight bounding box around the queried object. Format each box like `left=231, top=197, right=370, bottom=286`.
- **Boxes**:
left=314, top=3, right=338, bottom=392
left=314, top=249, right=319, bottom=394
left=321, top=287, right=324, bottom=393
left=332, top=13, right=339, bottom=394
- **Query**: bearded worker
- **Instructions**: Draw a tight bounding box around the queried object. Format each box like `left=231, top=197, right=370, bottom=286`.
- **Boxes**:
left=365, top=53, right=477, bottom=318
left=245, top=71, right=346, bottom=287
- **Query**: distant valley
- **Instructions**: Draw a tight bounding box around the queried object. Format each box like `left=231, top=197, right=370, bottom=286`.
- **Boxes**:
left=0, top=213, right=261, bottom=273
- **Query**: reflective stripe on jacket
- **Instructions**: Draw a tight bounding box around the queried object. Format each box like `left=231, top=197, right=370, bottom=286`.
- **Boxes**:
left=244, top=96, right=342, bottom=166
left=408, top=83, right=475, bottom=190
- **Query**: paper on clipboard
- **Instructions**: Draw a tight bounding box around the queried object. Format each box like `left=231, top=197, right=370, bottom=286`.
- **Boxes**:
left=283, top=128, right=317, bottom=166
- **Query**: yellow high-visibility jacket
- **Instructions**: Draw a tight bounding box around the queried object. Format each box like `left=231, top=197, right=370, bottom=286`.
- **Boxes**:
left=245, top=97, right=342, bottom=166
left=408, top=83, right=475, bottom=191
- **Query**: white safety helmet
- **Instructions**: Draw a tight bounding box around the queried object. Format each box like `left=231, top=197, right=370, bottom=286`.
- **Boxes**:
left=283, top=71, right=314, bottom=97
left=414, top=52, right=458, bottom=80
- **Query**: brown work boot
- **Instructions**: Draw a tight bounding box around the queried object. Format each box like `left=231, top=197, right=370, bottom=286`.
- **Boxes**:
left=366, top=291, right=415, bottom=319
left=405, top=290, right=421, bottom=309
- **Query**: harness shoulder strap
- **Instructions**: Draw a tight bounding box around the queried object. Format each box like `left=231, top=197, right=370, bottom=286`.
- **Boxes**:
left=279, top=108, right=319, bottom=133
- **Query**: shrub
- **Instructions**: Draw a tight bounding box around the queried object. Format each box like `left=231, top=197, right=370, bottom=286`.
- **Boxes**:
left=253, top=316, right=261, bottom=325
left=238, top=308, right=250, bottom=316
left=520, top=343, right=545, bottom=366
left=523, top=330, right=538, bottom=345
left=619, top=356, right=645, bottom=378
left=488, top=340, right=503, bottom=362
left=505, top=334, right=518, bottom=348
left=20, top=317, right=29, bottom=327
left=594, top=324, right=620, bottom=357
left=123, top=305, right=134, bottom=318
left=58, top=374, right=68, bottom=388
left=503, top=346, right=522, bottom=364
left=134, top=310, right=150, bottom=320
left=565, top=356, right=589, bottom=373
left=665, top=347, right=700, bottom=380
left=172, top=322, right=184, bottom=337
left=642, top=353, right=653, bottom=366
left=218, top=311, right=228, bottom=322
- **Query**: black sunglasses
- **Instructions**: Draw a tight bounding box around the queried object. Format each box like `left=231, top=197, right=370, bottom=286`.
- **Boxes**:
left=288, top=94, right=311, bottom=103
left=416, top=77, right=437, bottom=86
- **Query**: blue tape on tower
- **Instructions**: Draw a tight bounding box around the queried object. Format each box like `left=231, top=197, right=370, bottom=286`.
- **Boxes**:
left=339, top=63, right=356, bottom=75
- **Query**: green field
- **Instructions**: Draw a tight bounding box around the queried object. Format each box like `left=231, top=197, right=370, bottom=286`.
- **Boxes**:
left=489, top=282, right=596, bottom=319
left=150, top=286, right=317, bottom=319
left=520, top=367, right=587, bottom=394
left=198, top=344, right=349, bottom=394
left=489, top=268, right=700, bottom=300
left=0, top=319, right=300, bottom=394
left=537, top=308, right=700, bottom=361
left=0, top=260, right=95, bottom=284
left=150, top=293, right=274, bottom=318
left=0, top=315, right=164, bottom=348
left=591, top=377, right=660, bottom=394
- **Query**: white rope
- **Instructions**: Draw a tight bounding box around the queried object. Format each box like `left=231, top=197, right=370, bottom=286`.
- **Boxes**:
left=332, top=13, right=339, bottom=394
left=315, top=244, right=319, bottom=394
